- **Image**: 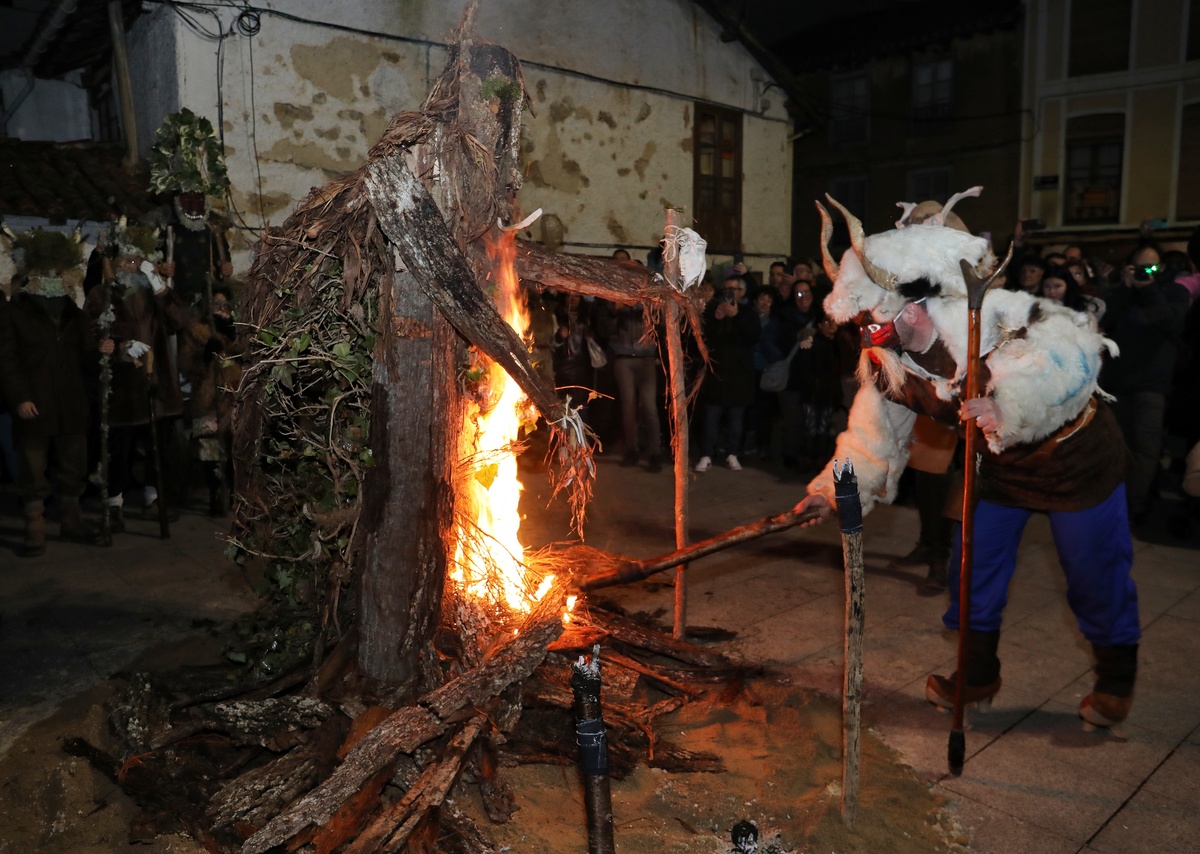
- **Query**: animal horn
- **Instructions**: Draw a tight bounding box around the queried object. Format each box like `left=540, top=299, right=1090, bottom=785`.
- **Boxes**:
left=939, top=185, right=982, bottom=225
left=814, top=200, right=839, bottom=280
left=826, top=194, right=897, bottom=290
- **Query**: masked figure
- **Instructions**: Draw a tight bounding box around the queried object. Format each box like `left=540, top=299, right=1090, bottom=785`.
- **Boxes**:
left=795, top=188, right=1139, bottom=728
left=0, top=230, right=104, bottom=555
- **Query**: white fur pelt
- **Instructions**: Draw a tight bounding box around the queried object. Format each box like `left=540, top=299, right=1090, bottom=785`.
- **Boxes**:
left=824, top=225, right=993, bottom=325
left=810, top=219, right=1117, bottom=514
left=809, top=363, right=916, bottom=513
left=925, top=288, right=1116, bottom=452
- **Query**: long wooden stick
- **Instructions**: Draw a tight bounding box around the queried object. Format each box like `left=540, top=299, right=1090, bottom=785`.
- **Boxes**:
left=834, top=460, right=864, bottom=825
left=93, top=286, right=116, bottom=546
left=144, top=350, right=170, bottom=539
left=664, top=209, right=690, bottom=640
left=577, top=506, right=820, bottom=591
left=949, top=248, right=1013, bottom=776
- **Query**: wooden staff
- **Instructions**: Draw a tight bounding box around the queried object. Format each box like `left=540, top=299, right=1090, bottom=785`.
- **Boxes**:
left=833, top=459, right=864, bottom=825
left=664, top=208, right=690, bottom=640
left=144, top=349, right=170, bottom=539
left=93, top=285, right=116, bottom=546
left=949, top=248, right=1012, bottom=775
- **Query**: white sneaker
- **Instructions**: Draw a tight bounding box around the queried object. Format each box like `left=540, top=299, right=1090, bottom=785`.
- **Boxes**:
left=726, top=454, right=742, bottom=471
left=694, top=456, right=712, bottom=472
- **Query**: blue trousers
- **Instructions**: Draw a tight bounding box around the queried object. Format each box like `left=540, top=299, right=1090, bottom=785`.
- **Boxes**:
left=942, top=484, right=1140, bottom=646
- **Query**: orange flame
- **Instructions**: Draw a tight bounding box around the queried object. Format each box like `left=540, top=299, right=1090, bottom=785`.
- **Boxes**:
left=450, top=229, right=551, bottom=615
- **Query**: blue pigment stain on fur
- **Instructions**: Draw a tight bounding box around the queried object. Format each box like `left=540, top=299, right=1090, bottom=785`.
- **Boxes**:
left=1054, top=348, right=1092, bottom=405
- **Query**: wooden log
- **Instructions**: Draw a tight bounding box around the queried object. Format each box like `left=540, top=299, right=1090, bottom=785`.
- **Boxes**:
left=514, top=240, right=670, bottom=304
left=585, top=610, right=734, bottom=669
left=238, top=590, right=564, bottom=854
left=209, top=717, right=347, bottom=831
left=182, top=696, right=334, bottom=751
left=342, top=715, right=489, bottom=854
left=353, top=262, right=450, bottom=686
left=363, top=155, right=561, bottom=423
left=439, top=808, right=498, bottom=854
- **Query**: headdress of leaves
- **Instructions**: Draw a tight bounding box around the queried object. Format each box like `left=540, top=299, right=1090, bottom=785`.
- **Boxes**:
left=105, top=219, right=162, bottom=263
left=11, top=229, right=83, bottom=274
left=148, top=108, right=230, bottom=197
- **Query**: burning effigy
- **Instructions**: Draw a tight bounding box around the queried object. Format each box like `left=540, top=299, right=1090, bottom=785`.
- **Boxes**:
left=84, top=8, right=742, bottom=853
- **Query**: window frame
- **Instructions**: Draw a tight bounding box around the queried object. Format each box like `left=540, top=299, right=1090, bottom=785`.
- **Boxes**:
left=911, top=57, right=954, bottom=134
left=1063, top=113, right=1125, bottom=225
left=828, top=71, right=870, bottom=148
left=692, top=102, right=743, bottom=255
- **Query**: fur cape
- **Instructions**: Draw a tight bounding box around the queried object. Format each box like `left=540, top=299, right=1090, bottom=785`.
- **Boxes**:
left=806, top=197, right=1118, bottom=514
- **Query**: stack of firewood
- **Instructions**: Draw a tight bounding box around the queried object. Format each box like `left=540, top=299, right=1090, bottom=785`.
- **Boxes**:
left=70, top=590, right=747, bottom=853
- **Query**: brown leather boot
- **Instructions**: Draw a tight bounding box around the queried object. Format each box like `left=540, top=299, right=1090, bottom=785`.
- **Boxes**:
left=926, top=630, right=1002, bottom=709
left=925, top=674, right=1002, bottom=711
left=22, top=501, right=46, bottom=558
left=1080, top=644, right=1138, bottom=727
left=1080, top=693, right=1133, bottom=727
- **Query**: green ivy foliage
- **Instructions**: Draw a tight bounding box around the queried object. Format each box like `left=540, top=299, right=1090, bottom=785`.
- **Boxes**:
left=226, top=259, right=377, bottom=669
left=148, top=108, right=230, bottom=197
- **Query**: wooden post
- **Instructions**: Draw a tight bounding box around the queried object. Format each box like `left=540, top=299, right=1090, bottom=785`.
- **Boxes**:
left=664, top=209, right=690, bottom=640
left=834, top=459, right=864, bottom=826
left=106, top=0, right=139, bottom=171
left=571, top=645, right=615, bottom=854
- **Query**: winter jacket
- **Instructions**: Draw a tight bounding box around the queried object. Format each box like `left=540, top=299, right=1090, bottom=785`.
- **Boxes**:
left=0, top=293, right=94, bottom=439
left=698, top=297, right=760, bottom=408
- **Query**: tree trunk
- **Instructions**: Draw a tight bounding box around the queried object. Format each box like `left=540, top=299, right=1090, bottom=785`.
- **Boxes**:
left=353, top=263, right=452, bottom=687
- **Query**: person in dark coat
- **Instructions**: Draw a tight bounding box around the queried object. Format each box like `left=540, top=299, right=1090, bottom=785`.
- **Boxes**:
left=694, top=270, right=759, bottom=472
left=0, top=233, right=104, bottom=555
left=84, top=225, right=193, bottom=529
left=1099, top=244, right=1191, bottom=524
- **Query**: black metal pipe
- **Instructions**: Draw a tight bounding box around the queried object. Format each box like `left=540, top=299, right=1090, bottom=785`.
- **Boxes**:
left=571, top=644, right=614, bottom=854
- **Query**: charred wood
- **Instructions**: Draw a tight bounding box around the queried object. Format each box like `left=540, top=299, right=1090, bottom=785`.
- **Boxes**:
left=238, top=590, right=563, bottom=854
left=208, top=717, right=347, bottom=831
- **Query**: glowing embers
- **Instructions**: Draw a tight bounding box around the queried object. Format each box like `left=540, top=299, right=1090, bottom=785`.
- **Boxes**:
left=450, top=229, right=553, bottom=616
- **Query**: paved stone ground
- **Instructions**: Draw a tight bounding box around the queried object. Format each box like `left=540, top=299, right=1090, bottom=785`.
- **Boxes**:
left=2, top=451, right=1198, bottom=853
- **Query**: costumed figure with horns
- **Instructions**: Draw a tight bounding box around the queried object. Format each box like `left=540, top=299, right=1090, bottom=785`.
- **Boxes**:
left=793, top=188, right=1140, bottom=728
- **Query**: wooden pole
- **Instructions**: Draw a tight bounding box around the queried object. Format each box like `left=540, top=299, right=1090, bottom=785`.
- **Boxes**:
left=949, top=248, right=1012, bottom=776
left=577, top=505, right=820, bottom=591
left=664, top=209, right=690, bottom=640
left=834, top=460, right=864, bottom=825
left=106, top=1, right=139, bottom=171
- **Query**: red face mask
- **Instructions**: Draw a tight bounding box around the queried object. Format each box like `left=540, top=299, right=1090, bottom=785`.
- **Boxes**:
left=861, top=319, right=901, bottom=349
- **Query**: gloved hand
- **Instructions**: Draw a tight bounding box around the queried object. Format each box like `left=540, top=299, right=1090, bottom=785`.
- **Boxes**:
left=140, top=260, right=167, bottom=294
left=124, top=340, right=151, bottom=359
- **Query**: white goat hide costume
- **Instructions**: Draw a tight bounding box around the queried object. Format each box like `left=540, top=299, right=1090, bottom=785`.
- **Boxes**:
left=806, top=216, right=1118, bottom=514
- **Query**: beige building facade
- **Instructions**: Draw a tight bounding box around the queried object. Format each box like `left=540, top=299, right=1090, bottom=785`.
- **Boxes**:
left=125, top=0, right=793, bottom=268
left=1019, top=0, right=1200, bottom=252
